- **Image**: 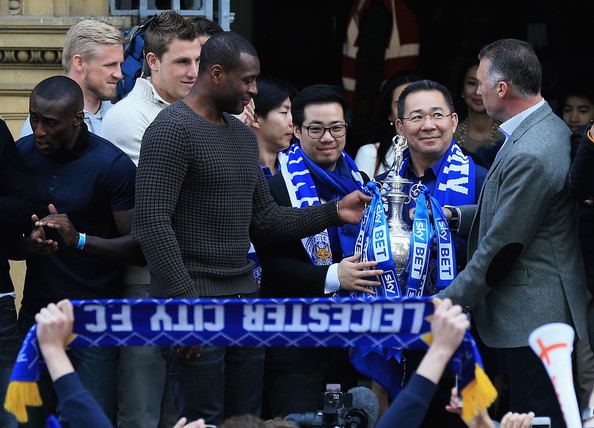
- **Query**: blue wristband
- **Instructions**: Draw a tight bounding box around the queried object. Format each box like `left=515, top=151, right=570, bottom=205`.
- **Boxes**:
left=76, top=232, right=86, bottom=250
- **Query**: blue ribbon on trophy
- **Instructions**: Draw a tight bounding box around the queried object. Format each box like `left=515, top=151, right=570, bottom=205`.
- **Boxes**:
left=427, top=191, right=456, bottom=290
left=348, top=136, right=415, bottom=398
left=406, top=187, right=432, bottom=296
left=339, top=181, right=402, bottom=300
left=407, top=185, right=457, bottom=295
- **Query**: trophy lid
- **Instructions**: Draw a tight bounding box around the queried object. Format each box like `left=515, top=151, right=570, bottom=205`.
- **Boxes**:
left=381, top=134, right=412, bottom=190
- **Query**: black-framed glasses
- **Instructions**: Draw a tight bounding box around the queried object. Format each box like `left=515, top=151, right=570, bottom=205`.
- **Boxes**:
left=400, top=112, right=454, bottom=125
left=302, top=123, right=348, bottom=139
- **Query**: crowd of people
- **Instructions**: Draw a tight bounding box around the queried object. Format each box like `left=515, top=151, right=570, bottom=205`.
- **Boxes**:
left=0, top=10, right=593, bottom=428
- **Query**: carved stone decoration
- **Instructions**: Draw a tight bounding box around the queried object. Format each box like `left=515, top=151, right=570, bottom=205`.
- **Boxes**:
left=8, top=0, right=21, bottom=15
left=41, top=49, right=59, bottom=63
left=0, top=48, right=62, bottom=66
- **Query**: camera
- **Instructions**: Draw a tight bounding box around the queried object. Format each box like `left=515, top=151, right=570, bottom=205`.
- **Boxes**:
left=284, top=384, right=377, bottom=428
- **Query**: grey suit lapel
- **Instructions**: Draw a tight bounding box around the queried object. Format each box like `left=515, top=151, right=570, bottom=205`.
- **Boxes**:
left=486, top=138, right=513, bottom=180
left=467, top=102, right=553, bottom=253
left=485, top=102, right=552, bottom=181
left=510, top=101, right=552, bottom=139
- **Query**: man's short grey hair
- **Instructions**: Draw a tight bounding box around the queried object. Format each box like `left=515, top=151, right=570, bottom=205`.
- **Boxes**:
left=478, top=38, right=541, bottom=98
left=62, top=20, right=123, bottom=72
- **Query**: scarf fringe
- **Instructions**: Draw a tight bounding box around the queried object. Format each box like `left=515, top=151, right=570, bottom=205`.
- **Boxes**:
left=461, top=363, right=498, bottom=423
left=4, top=381, right=42, bottom=423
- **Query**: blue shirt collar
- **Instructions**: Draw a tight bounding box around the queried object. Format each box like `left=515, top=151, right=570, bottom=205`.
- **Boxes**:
left=84, top=101, right=113, bottom=136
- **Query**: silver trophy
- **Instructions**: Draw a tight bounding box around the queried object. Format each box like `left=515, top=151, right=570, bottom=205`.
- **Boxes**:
left=381, top=135, right=413, bottom=275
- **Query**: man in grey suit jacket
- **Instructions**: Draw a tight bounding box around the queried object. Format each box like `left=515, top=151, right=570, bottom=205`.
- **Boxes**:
left=440, top=39, right=587, bottom=427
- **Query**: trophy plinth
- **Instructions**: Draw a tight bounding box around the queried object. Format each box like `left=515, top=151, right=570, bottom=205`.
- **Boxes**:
left=382, top=135, right=412, bottom=276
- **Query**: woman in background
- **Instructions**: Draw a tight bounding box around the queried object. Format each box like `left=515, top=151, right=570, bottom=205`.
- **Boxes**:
left=560, top=87, right=594, bottom=134
left=454, top=61, right=503, bottom=168
left=355, top=72, right=421, bottom=178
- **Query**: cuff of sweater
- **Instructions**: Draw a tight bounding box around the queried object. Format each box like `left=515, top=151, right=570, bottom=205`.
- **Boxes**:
left=311, top=200, right=341, bottom=227
left=330, top=199, right=341, bottom=224
left=410, top=373, right=440, bottom=396
left=53, top=372, right=83, bottom=401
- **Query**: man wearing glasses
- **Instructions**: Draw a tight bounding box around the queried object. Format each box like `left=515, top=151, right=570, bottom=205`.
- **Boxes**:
left=256, top=84, right=383, bottom=417
left=374, top=79, right=486, bottom=427
left=378, top=79, right=487, bottom=295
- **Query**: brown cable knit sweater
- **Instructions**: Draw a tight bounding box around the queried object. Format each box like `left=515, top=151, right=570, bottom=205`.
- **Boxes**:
left=133, top=101, right=339, bottom=298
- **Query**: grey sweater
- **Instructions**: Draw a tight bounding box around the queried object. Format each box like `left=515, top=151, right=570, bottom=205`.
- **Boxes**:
left=134, top=102, right=338, bottom=298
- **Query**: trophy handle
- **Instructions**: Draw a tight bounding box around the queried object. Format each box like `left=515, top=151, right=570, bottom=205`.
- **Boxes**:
left=409, top=182, right=424, bottom=202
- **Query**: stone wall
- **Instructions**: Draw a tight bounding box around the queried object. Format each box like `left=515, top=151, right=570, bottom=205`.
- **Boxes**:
left=0, top=0, right=131, bottom=136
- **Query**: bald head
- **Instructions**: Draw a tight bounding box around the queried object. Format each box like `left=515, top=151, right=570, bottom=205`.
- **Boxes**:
left=198, top=31, right=258, bottom=77
left=32, top=76, right=84, bottom=114
left=29, top=76, right=85, bottom=157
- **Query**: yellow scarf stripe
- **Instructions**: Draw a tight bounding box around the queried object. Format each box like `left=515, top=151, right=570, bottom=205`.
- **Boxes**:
left=421, top=332, right=433, bottom=346
left=4, top=334, right=76, bottom=422
left=461, top=363, right=498, bottom=423
left=4, top=381, right=42, bottom=423
left=65, top=333, right=76, bottom=346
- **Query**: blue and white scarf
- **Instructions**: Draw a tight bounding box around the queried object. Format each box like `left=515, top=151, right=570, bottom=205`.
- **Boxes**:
left=277, top=143, right=364, bottom=266
left=6, top=297, right=496, bottom=424
left=381, top=141, right=476, bottom=211
left=398, top=141, right=477, bottom=206
left=393, top=141, right=477, bottom=295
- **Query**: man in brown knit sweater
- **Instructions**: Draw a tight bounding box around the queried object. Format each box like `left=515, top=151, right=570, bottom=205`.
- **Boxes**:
left=133, top=32, right=369, bottom=425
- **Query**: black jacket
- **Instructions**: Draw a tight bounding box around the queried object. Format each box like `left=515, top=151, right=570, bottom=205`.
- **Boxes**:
left=257, top=171, right=369, bottom=298
left=0, top=120, right=37, bottom=292
left=568, top=127, right=594, bottom=293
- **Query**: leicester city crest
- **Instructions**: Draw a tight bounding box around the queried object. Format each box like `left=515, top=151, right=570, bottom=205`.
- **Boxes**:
left=304, top=233, right=333, bottom=266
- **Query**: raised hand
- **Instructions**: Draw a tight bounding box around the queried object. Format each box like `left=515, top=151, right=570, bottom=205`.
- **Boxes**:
left=446, top=386, right=495, bottom=428
left=35, top=300, right=76, bottom=382
left=430, top=299, right=470, bottom=358
left=35, top=299, right=74, bottom=352
left=238, top=98, right=255, bottom=127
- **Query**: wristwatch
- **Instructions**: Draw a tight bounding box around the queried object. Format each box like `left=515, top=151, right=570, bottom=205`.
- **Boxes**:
left=443, top=205, right=460, bottom=232
left=582, top=406, right=594, bottom=422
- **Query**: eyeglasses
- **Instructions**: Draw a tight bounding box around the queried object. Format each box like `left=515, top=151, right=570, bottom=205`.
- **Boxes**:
left=302, top=124, right=347, bottom=139
left=400, top=112, right=454, bottom=125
